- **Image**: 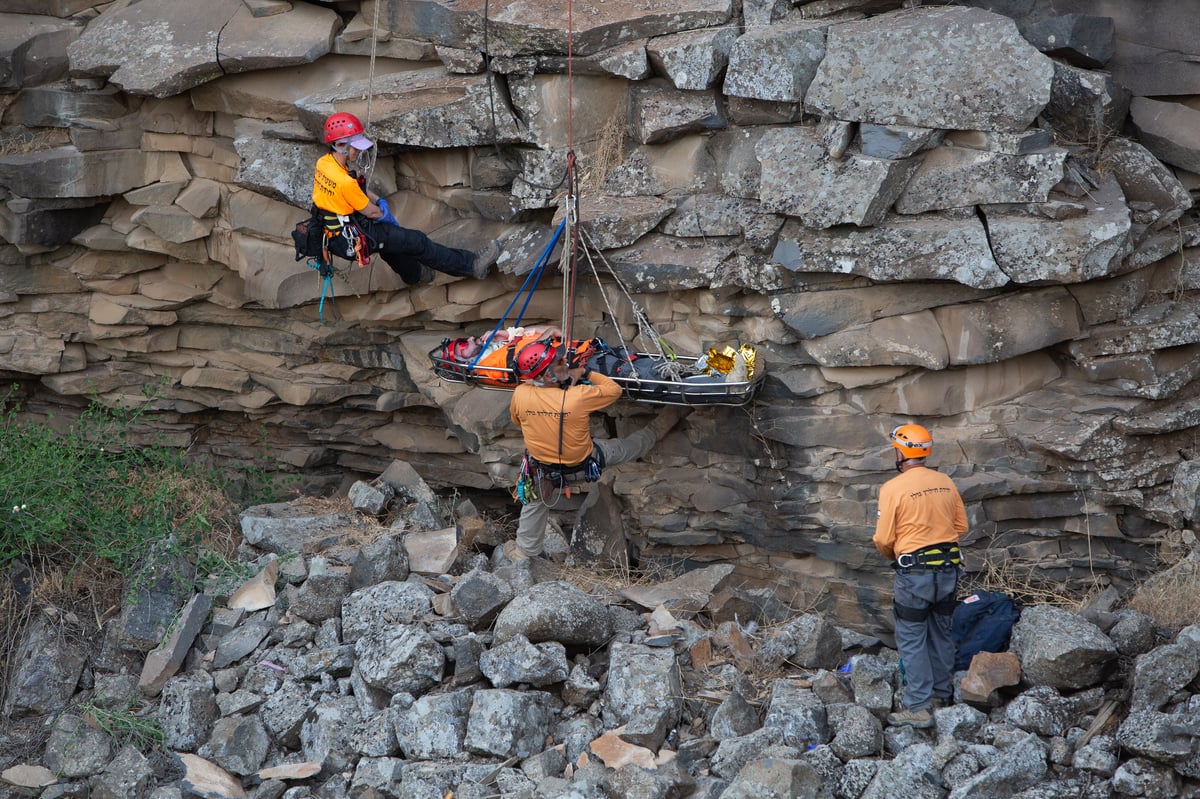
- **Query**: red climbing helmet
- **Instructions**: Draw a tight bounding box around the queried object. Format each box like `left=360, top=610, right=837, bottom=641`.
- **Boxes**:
left=515, top=340, right=563, bottom=380
left=323, top=112, right=368, bottom=145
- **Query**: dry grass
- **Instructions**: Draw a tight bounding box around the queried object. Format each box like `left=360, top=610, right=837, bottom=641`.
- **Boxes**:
left=1127, top=556, right=1200, bottom=633
left=962, top=556, right=1102, bottom=609
left=578, top=110, right=628, bottom=195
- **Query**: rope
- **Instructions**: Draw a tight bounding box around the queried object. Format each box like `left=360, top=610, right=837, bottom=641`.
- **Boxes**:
left=306, top=258, right=339, bottom=324
left=362, top=0, right=382, bottom=189
left=560, top=0, right=579, bottom=345
left=466, top=219, right=567, bottom=370
left=574, top=226, right=686, bottom=381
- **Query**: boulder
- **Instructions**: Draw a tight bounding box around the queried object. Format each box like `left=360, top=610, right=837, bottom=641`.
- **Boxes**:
left=1008, top=605, right=1117, bottom=689
left=723, top=20, right=827, bottom=103
left=1130, top=97, right=1200, bottom=174
left=894, top=145, right=1066, bottom=214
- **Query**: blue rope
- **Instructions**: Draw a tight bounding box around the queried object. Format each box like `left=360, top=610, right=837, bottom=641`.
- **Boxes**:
left=467, top=219, right=565, bottom=370
left=308, top=258, right=336, bottom=323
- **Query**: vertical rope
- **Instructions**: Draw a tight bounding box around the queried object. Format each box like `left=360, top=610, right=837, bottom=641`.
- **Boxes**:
left=561, top=0, right=579, bottom=345
left=363, top=0, right=383, bottom=185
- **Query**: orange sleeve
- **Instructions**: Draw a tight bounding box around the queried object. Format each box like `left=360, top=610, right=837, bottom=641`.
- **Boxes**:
left=873, top=482, right=899, bottom=561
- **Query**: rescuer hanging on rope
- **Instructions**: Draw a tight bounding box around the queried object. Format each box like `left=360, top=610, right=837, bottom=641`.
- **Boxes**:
left=310, top=112, right=501, bottom=284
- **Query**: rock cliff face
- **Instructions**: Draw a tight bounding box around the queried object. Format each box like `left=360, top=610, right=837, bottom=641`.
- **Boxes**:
left=2, top=0, right=1200, bottom=634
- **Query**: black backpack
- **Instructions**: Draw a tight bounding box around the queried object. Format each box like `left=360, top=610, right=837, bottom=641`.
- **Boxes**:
left=952, top=590, right=1021, bottom=671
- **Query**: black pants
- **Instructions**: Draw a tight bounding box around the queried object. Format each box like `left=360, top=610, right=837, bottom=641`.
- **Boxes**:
left=330, top=215, right=475, bottom=285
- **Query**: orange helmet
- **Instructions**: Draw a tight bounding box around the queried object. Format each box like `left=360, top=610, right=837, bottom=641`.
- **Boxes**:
left=890, top=424, right=932, bottom=459
left=323, top=112, right=366, bottom=144
left=515, top=340, right=562, bottom=380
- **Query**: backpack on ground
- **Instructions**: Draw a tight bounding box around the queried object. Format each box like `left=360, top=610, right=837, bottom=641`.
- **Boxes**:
left=952, top=589, right=1021, bottom=671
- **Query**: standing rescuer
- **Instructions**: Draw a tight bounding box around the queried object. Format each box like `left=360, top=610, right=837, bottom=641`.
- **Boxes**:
left=873, top=423, right=968, bottom=729
left=311, top=112, right=500, bottom=284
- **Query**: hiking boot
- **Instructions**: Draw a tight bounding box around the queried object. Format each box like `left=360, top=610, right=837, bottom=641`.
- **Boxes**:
left=646, top=406, right=692, bottom=441
left=887, top=707, right=934, bottom=729
left=471, top=240, right=501, bottom=279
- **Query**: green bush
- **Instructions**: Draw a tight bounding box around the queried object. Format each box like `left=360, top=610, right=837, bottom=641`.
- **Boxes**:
left=0, top=387, right=229, bottom=576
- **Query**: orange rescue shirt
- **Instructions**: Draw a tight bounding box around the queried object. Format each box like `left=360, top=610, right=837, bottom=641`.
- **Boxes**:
left=510, top=371, right=621, bottom=466
left=312, top=153, right=369, bottom=216
left=873, top=465, right=968, bottom=561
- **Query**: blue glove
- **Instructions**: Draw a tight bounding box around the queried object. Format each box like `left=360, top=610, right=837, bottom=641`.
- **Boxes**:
left=376, top=198, right=399, bottom=228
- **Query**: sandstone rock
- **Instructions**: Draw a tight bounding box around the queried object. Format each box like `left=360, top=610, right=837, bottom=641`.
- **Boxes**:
left=933, top=286, right=1082, bottom=366
left=803, top=311, right=949, bottom=369
left=960, top=651, right=1022, bottom=706
left=0, top=147, right=181, bottom=198
left=630, top=82, right=725, bottom=145
left=1130, top=97, right=1200, bottom=174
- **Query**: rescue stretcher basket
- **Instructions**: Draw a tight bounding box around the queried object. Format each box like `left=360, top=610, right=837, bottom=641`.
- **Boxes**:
left=428, top=346, right=764, bottom=407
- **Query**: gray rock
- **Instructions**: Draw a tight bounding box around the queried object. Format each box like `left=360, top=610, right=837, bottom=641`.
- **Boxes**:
left=1, top=615, right=87, bottom=718
left=983, top=179, right=1132, bottom=285
left=602, top=641, right=682, bottom=750
left=755, top=612, right=844, bottom=671
left=1041, top=62, right=1130, bottom=145
left=561, top=663, right=602, bottom=708
left=723, top=20, right=826, bottom=103
left=711, top=688, right=761, bottom=740
left=802, top=310, right=950, bottom=369
left=719, top=757, right=820, bottom=799
left=1110, top=756, right=1180, bottom=798
left=1009, top=605, right=1118, bottom=689
left=201, top=715, right=270, bottom=776
left=1101, top=138, right=1193, bottom=232
left=492, top=581, right=615, bottom=647
left=463, top=689, right=559, bottom=759
left=1023, top=13, right=1115, bottom=69
left=757, top=126, right=919, bottom=229
left=119, top=539, right=196, bottom=653
left=349, top=757, right=403, bottom=799
left=138, top=593, right=212, bottom=696
left=605, top=759, right=697, bottom=799
left=69, top=0, right=337, bottom=98
left=933, top=286, right=1083, bottom=366
left=300, top=695, right=361, bottom=774
left=158, top=673, right=218, bottom=753
left=349, top=535, right=411, bottom=590
left=772, top=212, right=1009, bottom=289
left=1108, top=609, right=1158, bottom=657
left=1004, top=686, right=1075, bottom=737
left=354, top=623, right=445, bottom=696
left=710, top=727, right=787, bottom=780
left=239, top=502, right=360, bottom=555
left=827, top=702, right=883, bottom=760
left=348, top=479, right=394, bottom=516
left=935, top=703, right=988, bottom=745
left=479, top=634, right=568, bottom=688
left=806, top=6, right=1054, bottom=132
left=631, top=83, right=725, bottom=145
left=858, top=124, right=941, bottom=160
left=1131, top=638, right=1200, bottom=712
left=849, top=654, right=899, bottom=720
left=286, top=557, right=351, bottom=622
left=299, top=70, right=524, bottom=150
left=89, top=745, right=152, bottom=799
left=1072, top=733, right=1117, bottom=777
left=1117, top=709, right=1200, bottom=768
left=646, top=26, right=737, bottom=90
left=450, top=567, right=515, bottom=630
left=762, top=680, right=829, bottom=750
left=44, top=713, right=114, bottom=779
left=212, top=617, right=272, bottom=669
left=861, top=742, right=941, bottom=799
left=393, top=688, right=475, bottom=760
left=895, top=145, right=1066, bottom=215
left=261, top=679, right=313, bottom=750
left=341, top=580, right=434, bottom=644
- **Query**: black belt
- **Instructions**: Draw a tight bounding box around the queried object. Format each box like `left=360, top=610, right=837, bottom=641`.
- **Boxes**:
left=895, top=543, right=961, bottom=570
